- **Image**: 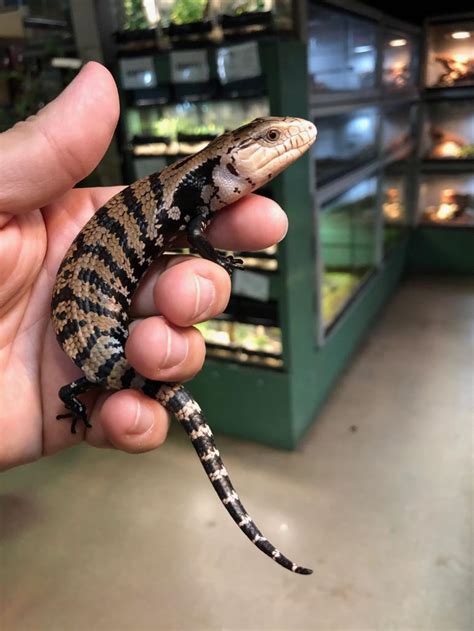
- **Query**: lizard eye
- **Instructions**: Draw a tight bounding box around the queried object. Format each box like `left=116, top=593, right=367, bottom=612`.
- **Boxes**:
left=265, top=129, right=280, bottom=142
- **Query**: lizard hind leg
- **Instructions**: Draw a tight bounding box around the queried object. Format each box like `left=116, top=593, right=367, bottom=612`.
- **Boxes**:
left=56, top=377, right=98, bottom=433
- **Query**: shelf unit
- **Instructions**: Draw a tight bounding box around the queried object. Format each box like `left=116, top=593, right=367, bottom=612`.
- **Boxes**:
left=308, top=0, right=420, bottom=343
left=0, top=6, right=79, bottom=133
left=407, top=13, right=474, bottom=275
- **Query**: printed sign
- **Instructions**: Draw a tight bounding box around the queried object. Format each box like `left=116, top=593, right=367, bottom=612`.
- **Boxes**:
left=232, top=269, right=270, bottom=302
left=170, top=50, right=210, bottom=84
left=119, top=57, right=157, bottom=90
left=216, top=41, right=262, bottom=84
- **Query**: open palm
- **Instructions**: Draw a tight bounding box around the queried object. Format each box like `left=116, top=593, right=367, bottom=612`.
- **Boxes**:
left=0, top=63, right=288, bottom=471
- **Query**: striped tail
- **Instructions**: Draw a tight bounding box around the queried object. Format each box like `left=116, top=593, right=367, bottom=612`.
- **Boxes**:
left=154, top=382, right=312, bottom=575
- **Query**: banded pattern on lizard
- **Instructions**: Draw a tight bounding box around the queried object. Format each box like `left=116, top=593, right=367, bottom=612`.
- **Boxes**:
left=51, top=116, right=317, bottom=574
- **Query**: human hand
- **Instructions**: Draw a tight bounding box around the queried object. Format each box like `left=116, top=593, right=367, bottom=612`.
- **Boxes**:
left=0, top=62, right=288, bottom=471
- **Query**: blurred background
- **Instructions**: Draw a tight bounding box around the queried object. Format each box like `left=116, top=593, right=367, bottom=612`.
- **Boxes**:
left=1, top=1, right=473, bottom=629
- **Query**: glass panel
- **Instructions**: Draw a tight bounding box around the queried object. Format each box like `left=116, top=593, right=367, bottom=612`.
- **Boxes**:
left=308, top=4, right=377, bottom=94
left=382, top=29, right=418, bottom=90
left=313, top=107, right=379, bottom=184
left=381, top=162, right=410, bottom=251
left=419, top=173, right=474, bottom=226
left=22, top=0, right=71, bottom=20
left=0, top=0, right=78, bottom=131
left=119, top=0, right=150, bottom=30
left=320, top=177, right=377, bottom=328
left=219, top=0, right=273, bottom=16
left=157, top=0, right=208, bottom=27
left=425, top=21, right=474, bottom=88
left=422, top=100, right=474, bottom=160
left=196, top=320, right=283, bottom=368
left=382, top=104, right=415, bottom=153
left=126, top=96, right=269, bottom=155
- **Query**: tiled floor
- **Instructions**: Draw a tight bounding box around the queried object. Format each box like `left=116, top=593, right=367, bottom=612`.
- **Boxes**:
left=2, top=276, right=473, bottom=630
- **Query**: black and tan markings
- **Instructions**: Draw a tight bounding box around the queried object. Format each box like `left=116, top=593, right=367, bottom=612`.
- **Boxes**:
left=51, top=117, right=316, bottom=575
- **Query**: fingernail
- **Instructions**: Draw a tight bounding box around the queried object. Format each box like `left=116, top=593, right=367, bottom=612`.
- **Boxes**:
left=161, top=326, right=188, bottom=368
left=128, top=400, right=154, bottom=435
left=193, top=274, right=215, bottom=319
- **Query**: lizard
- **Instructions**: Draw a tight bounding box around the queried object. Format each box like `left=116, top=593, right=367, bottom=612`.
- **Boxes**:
left=51, top=116, right=317, bottom=575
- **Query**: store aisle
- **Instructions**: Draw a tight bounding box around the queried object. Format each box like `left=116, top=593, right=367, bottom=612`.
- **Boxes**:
left=2, top=276, right=473, bottom=631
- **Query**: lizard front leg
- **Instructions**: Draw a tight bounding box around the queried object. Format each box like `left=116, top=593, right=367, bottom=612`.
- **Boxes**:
left=56, top=377, right=97, bottom=433
left=187, top=214, right=244, bottom=276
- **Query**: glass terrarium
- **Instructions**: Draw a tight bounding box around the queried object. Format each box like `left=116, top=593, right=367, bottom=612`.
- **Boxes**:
left=381, top=162, right=411, bottom=250
left=313, top=107, right=379, bottom=184
left=382, top=29, right=418, bottom=91
left=125, top=96, right=269, bottom=156
left=112, top=0, right=158, bottom=50
left=115, top=0, right=151, bottom=30
left=421, top=99, right=474, bottom=160
left=157, top=0, right=213, bottom=39
left=319, top=177, right=378, bottom=329
left=196, top=313, right=282, bottom=369
left=308, top=3, right=377, bottom=95
left=381, top=103, right=416, bottom=154
left=0, top=1, right=79, bottom=132
left=419, top=173, right=474, bottom=226
left=425, top=20, right=474, bottom=89
left=218, top=0, right=273, bottom=35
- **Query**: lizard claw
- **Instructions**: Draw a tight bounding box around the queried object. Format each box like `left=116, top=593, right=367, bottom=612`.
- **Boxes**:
left=216, top=254, right=244, bottom=275
left=56, top=412, right=92, bottom=434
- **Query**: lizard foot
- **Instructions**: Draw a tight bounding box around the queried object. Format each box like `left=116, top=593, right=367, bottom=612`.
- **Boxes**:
left=56, top=410, right=92, bottom=434
left=57, top=377, right=95, bottom=433
left=216, top=253, right=244, bottom=275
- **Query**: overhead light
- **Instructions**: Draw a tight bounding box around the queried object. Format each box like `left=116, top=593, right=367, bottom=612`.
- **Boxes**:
left=389, top=38, right=407, bottom=47
left=353, top=45, right=373, bottom=53
left=451, top=31, right=470, bottom=39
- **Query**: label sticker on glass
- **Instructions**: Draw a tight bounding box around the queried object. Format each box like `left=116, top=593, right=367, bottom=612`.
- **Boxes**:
left=170, top=50, right=210, bottom=84
left=232, top=270, right=270, bottom=302
left=217, top=41, right=262, bottom=84
left=119, top=57, right=157, bottom=90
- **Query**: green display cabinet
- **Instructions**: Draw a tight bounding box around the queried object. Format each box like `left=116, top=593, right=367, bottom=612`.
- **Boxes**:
left=409, top=12, right=474, bottom=275
left=114, top=19, right=416, bottom=449
left=188, top=40, right=408, bottom=449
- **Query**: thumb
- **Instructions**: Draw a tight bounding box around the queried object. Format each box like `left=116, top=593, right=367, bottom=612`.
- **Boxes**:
left=0, top=61, right=119, bottom=217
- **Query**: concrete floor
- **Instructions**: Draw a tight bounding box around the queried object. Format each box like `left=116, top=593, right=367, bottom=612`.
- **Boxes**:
left=1, top=276, right=473, bottom=631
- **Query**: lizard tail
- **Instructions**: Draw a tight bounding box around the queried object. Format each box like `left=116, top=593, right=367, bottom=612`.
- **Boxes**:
left=152, top=382, right=312, bottom=575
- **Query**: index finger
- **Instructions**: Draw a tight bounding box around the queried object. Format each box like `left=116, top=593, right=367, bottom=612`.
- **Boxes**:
left=205, top=193, right=288, bottom=251
left=83, top=189, right=287, bottom=253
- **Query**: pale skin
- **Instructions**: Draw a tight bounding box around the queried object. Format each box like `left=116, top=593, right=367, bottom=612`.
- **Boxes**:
left=0, top=62, right=288, bottom=471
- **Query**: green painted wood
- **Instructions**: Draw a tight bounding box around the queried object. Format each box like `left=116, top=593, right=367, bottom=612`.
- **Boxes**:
left=288, top=242, right=407, bottom=445
left=188, top=364, right=293, bottom=448
left=407, top=227, right=474, bottom=275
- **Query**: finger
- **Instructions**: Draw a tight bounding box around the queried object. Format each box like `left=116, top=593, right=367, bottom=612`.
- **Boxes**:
left=92, top=389, right=170, bottom=454
left=206, top=194, right=288, bottom=251
left=132, top=256, right=230, bottom=325
left=0, top=62, right=119, bottom=216
left=125, top=316, right=205, bottom=382
left=87, top=186, right=126, bottom=211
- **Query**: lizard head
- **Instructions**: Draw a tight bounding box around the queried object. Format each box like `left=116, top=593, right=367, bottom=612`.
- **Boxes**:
left=210, top=116, right=317, bottom=208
